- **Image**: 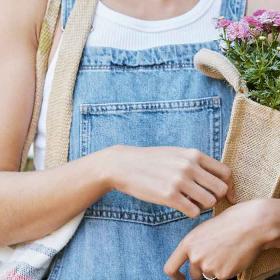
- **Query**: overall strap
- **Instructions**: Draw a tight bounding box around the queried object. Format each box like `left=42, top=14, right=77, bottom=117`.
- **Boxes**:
left=45, top=0, right=98, bottom=168
left=220, top=0, right=247, bottom=21
left=62, top=0, right=78, bottom=30
left=20, top=0, right=61, bottom=171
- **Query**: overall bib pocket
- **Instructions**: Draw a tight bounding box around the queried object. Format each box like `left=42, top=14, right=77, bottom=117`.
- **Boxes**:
left=80, top=96, right=221, bottom=225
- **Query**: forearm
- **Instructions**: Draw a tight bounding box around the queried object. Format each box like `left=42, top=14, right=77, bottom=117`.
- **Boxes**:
left=0, top=145, right=234, bottom=246
left=0, top=150, right=109, bottom=246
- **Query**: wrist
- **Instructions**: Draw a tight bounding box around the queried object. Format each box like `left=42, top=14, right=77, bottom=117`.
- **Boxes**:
left=76, top=150, right=113, bottom=197
left=95, top=145, right=129, bottom=193
left=88, top=147, right=116, bottom=193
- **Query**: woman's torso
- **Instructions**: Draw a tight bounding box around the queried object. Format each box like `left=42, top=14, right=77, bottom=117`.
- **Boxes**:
left=34, top=0, right=224, bottom=169
left=37, top=1, right=247, bottom=279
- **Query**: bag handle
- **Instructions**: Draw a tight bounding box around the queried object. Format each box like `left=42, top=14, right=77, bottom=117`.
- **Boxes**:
left=20, top=0, right=61, bottom=171
left=45, top=0, right=98, bottom=168
left=194, top=48, right=248, bottom=94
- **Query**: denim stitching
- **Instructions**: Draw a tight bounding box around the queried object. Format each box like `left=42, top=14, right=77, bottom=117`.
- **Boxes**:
left=80, top=97, right=221, bottom=115
left=80, top=115, right=91, bottom=157
left=84, top=208, right=212, bottom=225
left=79, top=42, right=219, bottom=68
left=80, top=64, right=195, bottom=71
left=213, top=108, right=222, bottom=160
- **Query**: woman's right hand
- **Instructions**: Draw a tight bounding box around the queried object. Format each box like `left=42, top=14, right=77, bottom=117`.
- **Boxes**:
left=102, top=145, right=235, bottom=218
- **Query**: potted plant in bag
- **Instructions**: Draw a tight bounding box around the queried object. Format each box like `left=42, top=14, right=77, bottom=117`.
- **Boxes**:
left=194, top=9, right=280, bottom=280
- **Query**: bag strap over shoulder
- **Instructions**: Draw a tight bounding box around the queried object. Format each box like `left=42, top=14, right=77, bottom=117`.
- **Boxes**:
left=45, top=0, right=98, bottom=168
left=21, top=0, right=98, bottom=170
left=194, top=48, right=248, bottom=94
left=20, top=0, right=61, bottom=171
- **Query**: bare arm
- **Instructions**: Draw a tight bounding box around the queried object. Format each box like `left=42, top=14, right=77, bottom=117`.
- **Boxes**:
left=0, top=0, right=109, bottom=246
left=165, top=3, right=280, bottom=279
left=0, top=1, right=233, bottom=247
left=0, top=0, right=39, bottom=171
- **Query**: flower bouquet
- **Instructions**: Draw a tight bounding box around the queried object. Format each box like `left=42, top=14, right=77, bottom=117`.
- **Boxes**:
left=194, top=10, right=280, bottom=280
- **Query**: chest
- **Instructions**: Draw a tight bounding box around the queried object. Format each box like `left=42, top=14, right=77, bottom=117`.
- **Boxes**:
left=68, top=43, right=235, bottom=164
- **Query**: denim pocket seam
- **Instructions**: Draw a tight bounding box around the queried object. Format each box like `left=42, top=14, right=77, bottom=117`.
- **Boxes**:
left=208, top=106, right=222, bottom=160
left=79, top=96, right=221, bottom=225
left=79, top=63, right=195, bottom=71
left=80, top=97, right=221, bottom=115
left=84, top=208, right=212, bottom=226
left=213, top=107, right=222, bottom=160
left=80, top=114, right=91, bottom=157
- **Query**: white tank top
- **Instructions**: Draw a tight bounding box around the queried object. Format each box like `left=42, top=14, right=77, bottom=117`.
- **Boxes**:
left=34, top=0, right=222, bottom=170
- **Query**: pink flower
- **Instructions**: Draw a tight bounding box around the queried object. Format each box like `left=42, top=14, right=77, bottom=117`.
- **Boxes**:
left=274, top=17, right=280, bottom=27
left=216, top=18, right=232, bottom=29
left=242, top=16, right=263, bottom=29
left=258, top=10, right=280, bottom=24
left=226, top=21, right=251, bottom=41
left=253, top=9, right=266, bottom=17
left=254, top=10, right=280, bottom=31
left=273, top=12, right=280, bottom=26
left=242, top=16, right=263, bottom=36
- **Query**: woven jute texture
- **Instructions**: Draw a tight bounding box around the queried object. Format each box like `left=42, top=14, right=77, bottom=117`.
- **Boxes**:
left=20, top=0, right=97, bottom=170
left=195, top=48, right=280, bottom=280
left=20, top=0, right=61, bottom=171
left=45, top=0, right=97, bottom=168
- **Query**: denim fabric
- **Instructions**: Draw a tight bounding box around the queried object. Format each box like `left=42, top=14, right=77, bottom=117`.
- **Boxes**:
left=47, top=1, right=247, bottom=279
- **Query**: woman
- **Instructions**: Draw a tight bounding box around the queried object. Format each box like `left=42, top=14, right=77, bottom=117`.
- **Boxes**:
left=0, top=0, right=279, bottom=279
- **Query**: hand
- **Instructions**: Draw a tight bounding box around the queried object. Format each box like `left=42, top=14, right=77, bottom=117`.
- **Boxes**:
left=103, top=145, right=234, bottom=218
left=164, top=199, right=280, bottom=280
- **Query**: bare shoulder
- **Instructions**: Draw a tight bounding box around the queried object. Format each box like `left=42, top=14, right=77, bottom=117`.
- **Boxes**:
left=247, top=0, right=280, bottom=15
left=0, top=0, right=48, bottom=170
left=0, top=0, right=48, bottom=46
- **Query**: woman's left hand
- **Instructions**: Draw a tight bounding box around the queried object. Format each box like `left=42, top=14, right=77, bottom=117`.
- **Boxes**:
left=164, top=199, right=280, bottom=280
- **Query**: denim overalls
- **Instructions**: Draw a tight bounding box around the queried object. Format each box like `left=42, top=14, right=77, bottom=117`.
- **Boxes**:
left=47, top=1, right=246, bottom=279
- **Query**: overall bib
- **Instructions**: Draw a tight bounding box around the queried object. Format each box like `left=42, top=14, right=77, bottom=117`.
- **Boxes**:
left=47, top=1, right=246, bottom=279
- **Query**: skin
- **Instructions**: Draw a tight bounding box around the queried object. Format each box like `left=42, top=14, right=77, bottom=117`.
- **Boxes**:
left=163, top=1, right=280, bottom=279
left=0, top=0, right=279, bottom=279
left=164, top=200, right=280, bottom=280
left=0, top=0, right=234, bottom=246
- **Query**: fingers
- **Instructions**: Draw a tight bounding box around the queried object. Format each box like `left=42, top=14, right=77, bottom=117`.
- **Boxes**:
left=193, top=165, right=235, bottom=204
left=180, top=180, right=217, bottom=209
left=189, top=264, right=203, bottom=280
left=185, top=149, right=235, bottom=204
left=226, top=180, right=235, bottom=204
left=198, top=152, right=232, bottom=184
left=171, top=193, right=201, bottom=218
left=170, top=271, right=185, bottom=280
left=164, top=239, right=189, bottom=279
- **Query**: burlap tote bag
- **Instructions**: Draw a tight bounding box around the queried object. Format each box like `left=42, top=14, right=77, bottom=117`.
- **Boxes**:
left=194, top=49, right=280, bottom=280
